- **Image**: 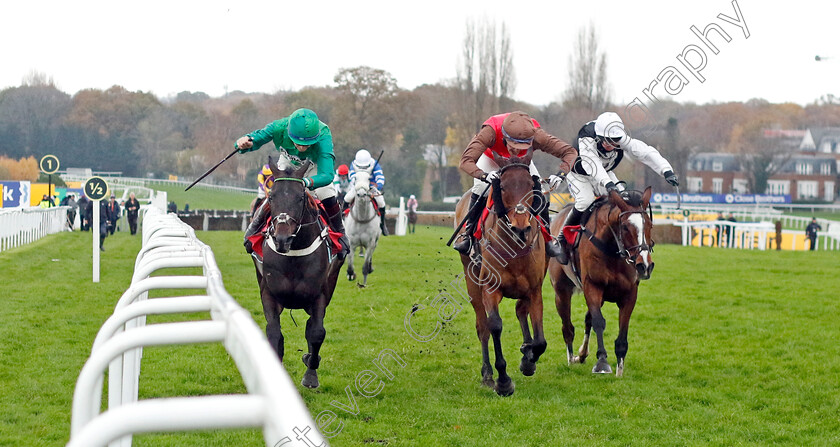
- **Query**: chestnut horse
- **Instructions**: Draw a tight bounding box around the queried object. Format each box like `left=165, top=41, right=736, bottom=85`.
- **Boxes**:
left=549, top=187, right=654, bottom=377
left=253, top=157, right=344, bottom=389
left=454, top=155, right=549, bottom=396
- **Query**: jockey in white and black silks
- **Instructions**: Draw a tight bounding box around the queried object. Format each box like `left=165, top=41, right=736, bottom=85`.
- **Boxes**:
left=454, top=111, right=578, bottom=258
left=344, top=149, right=390, bottom=236
left=556, top=111, right=679, bottom=264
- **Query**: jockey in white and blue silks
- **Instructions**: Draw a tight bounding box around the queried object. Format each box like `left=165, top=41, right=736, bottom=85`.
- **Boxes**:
left=557, top=111, right=679, bottom=264
left=345, top=149, right=389, bottom=236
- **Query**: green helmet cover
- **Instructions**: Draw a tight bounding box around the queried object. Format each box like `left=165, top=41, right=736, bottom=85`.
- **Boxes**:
left=288, top=108, right=321, bottom=145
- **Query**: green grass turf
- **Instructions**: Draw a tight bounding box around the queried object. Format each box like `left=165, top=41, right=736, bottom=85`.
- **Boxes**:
left=147, top=183, right=254, bottom=211
left=1, top=225, right=839, bottom=446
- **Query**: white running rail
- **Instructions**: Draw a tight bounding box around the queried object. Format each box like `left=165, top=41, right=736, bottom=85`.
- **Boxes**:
left=68, top=207, right=326, bottom=447
left=0, top=206, right=68, bottom=253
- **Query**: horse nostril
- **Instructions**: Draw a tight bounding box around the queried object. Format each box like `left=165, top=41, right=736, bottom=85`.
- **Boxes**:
left=635, top=263, right=646, bottom=276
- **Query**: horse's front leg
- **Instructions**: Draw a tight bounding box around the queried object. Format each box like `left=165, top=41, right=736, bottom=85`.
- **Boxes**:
left=515, top=299, right=534, bottom=376
left=260, top=289, right=285, bottom=362
left=577, top=310, right=592, bottom=364
left=301, top=300, right=327, bottom=389
left=583, top=283, right=611, bottom=374
left=615, top=289, right=638, bottom=377
left=527, top=289, right=547, bottom=365
left=360, top=241, right=377, bottom=287
left=346, top=244, right=356, bottom=281
left=485, top=288, right=513, bottom=396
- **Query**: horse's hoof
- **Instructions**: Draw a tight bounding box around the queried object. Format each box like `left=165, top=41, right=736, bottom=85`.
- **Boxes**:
left=592, top=359, right=612, bottom=374
left=357, top=282, right=366, bottom=289
left=575, top=355, right=587, bottom=364
left=495, top=379, right=515, bottom=397
left=616, top=359, right=625, bottom=377
left=301, top=370, right=320, bottom=389
left=519, top=359, right=536, bottom=376
left=481, top=376, right=495, bottom=388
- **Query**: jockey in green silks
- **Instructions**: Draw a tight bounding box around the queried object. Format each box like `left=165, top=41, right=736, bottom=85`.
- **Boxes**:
left=236, top=108, right=349, bottom=259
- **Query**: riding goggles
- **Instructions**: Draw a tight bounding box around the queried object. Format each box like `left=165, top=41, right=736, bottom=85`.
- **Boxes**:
left=501, top=126, right=534, bottom=145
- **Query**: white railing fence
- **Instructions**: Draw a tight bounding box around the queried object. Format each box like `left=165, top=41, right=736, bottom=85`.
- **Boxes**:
left=68, top=207, right=325, bottom=447
left=656, top=204, right=840, bottom=230
left=673, top=220, right=840, bottom=251
left=0, top=206, right=68, bottom=253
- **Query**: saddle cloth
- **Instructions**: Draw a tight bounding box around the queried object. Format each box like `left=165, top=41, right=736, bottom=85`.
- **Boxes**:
left=248, top=199, right=342, bottom=260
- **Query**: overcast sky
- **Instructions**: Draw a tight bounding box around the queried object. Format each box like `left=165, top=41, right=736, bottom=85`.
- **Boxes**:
left=2, top=0, right=837, bottom=107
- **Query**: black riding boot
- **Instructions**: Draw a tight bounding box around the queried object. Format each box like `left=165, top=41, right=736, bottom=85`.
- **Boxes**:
left=540, top=205, right=564, bottom=259
left=453, top=193, right=485, bottom=255
left=243, top=200, right=269, bottom=254
left=378, top=206, right=389, bottom=236
left=327, top=209, right=350, bottom=260
left=556, top=208, right=583, bottom=264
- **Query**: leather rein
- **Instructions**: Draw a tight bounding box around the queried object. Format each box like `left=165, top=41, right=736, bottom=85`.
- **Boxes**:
left=579, top=203, right=653, bottom=264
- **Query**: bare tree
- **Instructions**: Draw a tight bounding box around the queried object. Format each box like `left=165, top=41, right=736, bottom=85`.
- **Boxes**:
left=563, top=23, right=610, bottom=115
left=454, top=18, right=517, bottom=142
left=730, top=124, right=793, bottom=194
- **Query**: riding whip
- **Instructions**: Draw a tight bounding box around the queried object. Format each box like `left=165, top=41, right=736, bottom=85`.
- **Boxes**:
left=185, top=137, right=252, bottom=191
left=446, top=182, right=492, bottom=247
left=673, top=185, right=682, bottom=210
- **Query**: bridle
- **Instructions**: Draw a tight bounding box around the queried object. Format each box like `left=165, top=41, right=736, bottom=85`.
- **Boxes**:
left=268, top=177, right=319, bottom=241
left=609, top=208, right=654, bottom=265
left=349, top=175, right=377, bottom=224
left=579, top=195, right=654, bottom=264
left=487, top=162, right=541, bottom=257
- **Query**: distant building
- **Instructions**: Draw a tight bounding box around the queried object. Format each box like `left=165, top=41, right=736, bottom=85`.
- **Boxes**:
left=686, top=127, right=838, bottom=201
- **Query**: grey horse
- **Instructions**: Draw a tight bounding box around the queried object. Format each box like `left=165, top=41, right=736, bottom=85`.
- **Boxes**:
left=344, top=171, right=381, bottom=287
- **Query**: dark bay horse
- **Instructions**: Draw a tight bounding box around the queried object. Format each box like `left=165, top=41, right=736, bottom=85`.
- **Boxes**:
left=454, top=155, right=549, bottom=396
left=549, top=187, right=654, bottom=377
left=252, top=157, right=344, bottom=388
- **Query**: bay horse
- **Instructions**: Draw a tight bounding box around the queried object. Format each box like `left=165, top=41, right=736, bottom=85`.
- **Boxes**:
left=454, top=154, right=548, bottom=396
left=548, top=187, right=654, bottom=377
left=345, top=170, right=380, bottom=287
left=252, top=157, right=344, bottom=388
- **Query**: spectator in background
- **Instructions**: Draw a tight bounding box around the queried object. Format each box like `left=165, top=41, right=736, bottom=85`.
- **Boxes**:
left=64, top=193, right=77, bottom=231
left=77, top=194, right=90, bottom=231
left=805, top=217, right=822, bottom=251
left=106, top=194, right=121, bottom=235
left=726, top=213, right=736, bottom=246
left=84, top=199, right=109, bottom=250
left=183, top=203, right=190, bottom=213
left=39, top=194, right=52, bottom=208
left=124, top=192, right=140, bottom=235
left=168, top=201, right=177, bottom=213
left=406, top=194, right=418, bottom=234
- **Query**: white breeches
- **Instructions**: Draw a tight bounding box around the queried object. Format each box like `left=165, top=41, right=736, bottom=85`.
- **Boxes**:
left=567, top=171, right=621, bottom=211
left=344, top=188, right=385, bottom=209
left=470, top=153, right=540, bottom=196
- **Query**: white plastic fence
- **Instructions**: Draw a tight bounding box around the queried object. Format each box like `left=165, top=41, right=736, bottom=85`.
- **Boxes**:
left=68, top=207, right=325, bottom=447
left=0, top=206, right=68, bottom=253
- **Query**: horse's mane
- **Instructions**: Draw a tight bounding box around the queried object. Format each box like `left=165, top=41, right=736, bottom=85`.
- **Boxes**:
left=619, top=190, right=645, bottom=208
left=497, top=155, right=530, bottom=169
